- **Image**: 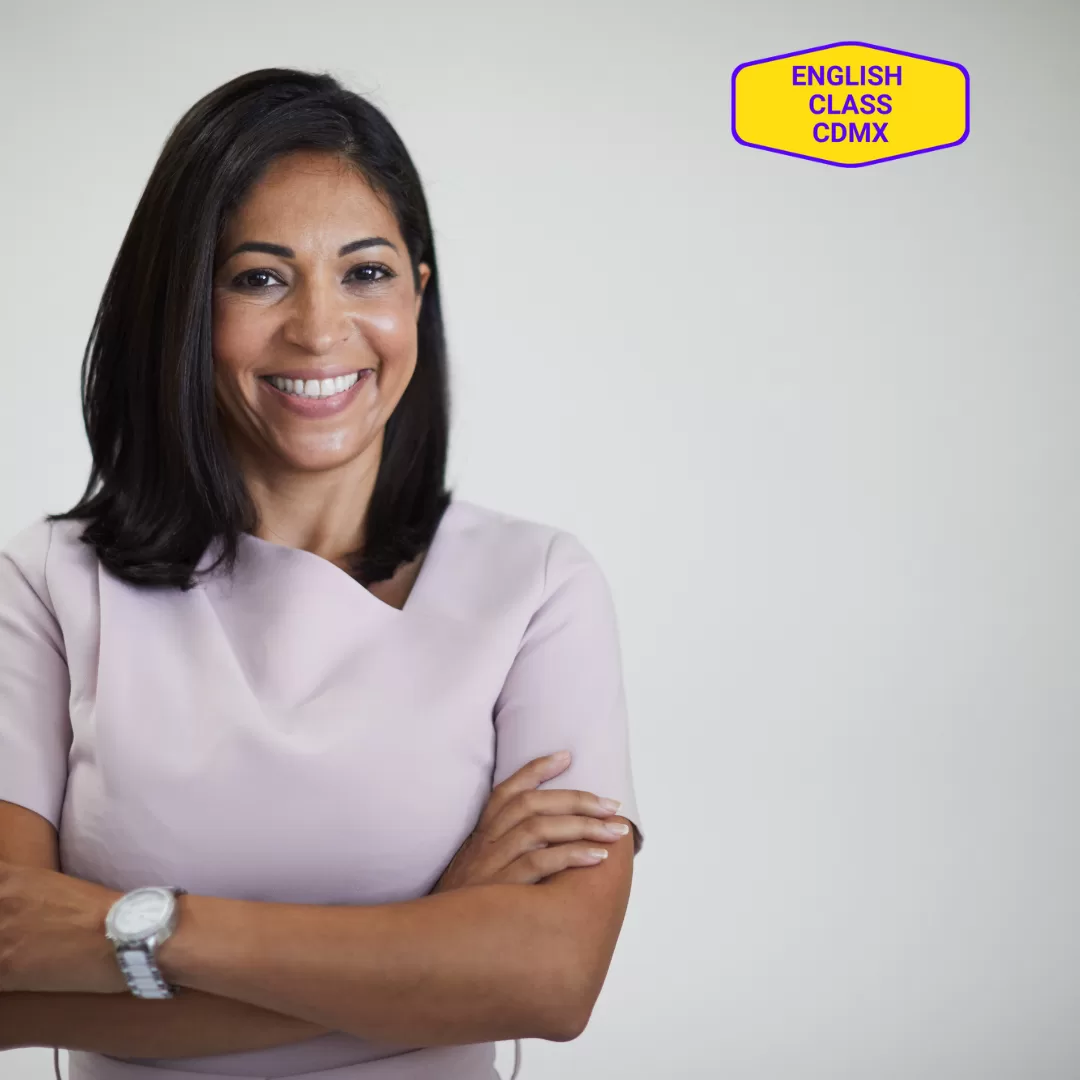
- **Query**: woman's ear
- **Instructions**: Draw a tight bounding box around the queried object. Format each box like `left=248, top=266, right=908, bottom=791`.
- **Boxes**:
left=415, top=262, right=432, bottom=319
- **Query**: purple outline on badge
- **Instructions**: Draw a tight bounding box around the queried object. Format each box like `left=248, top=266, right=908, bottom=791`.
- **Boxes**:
left=731, top=40, right=970, bottom=168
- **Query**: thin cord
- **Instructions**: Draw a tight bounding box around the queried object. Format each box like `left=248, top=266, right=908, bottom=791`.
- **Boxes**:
left=509, top=1037, right=522, bottom=1079
left=54, top=1047, right=63, bottom=1080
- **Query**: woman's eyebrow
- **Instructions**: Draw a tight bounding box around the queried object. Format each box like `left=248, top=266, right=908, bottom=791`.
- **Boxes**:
left=223, top=237, right=399, bottom=260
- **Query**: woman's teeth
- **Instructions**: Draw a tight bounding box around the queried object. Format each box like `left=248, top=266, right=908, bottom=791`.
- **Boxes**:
left=267, top=371, right=366, bottom=398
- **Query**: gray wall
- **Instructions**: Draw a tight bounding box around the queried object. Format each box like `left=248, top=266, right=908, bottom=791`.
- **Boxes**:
left=1, top=1, right=1077, bottom=1076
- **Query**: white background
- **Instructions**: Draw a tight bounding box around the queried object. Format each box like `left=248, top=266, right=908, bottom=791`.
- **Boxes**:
left=2, top=1, right=1078, bottom=1077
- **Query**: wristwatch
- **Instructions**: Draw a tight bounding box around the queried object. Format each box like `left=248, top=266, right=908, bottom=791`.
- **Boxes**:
left=104, top=885, right=187, bottom=998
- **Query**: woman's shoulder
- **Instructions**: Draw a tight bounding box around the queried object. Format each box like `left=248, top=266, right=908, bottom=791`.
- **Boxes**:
left=1, top=516, right=98, bottom=597
left=3, top=514, right=90, bottom=557
left=448, top=497, right=602, bottom=585
left=448, top=497, right=572, bottom=558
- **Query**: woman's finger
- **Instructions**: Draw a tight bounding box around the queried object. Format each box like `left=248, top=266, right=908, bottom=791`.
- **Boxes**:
left=487, top=806, right=630, bottom=856
left=495, top=841, right=614, bottom=885
left=483, top=787, right=622, bottom=844
left=479, top=751, right=573, bottom=827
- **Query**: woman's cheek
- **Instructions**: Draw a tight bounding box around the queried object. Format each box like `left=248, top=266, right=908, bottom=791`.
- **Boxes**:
left=213, top=308, right=258, bottom=363
left=362, top=310, right=403, bottom=334
left=368, top=326, right=419, bottom=379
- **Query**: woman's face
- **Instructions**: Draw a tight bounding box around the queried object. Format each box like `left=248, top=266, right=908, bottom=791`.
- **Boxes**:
left=211, top=151, right=431, bottom=477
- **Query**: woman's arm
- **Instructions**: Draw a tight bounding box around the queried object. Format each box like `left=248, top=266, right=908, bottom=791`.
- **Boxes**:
left=0, top=988, right=333, bottom=1056
left=152, top=831, right=635, bottom=1049
left=0, top=801, right=335, bottom=1057
left=0, top=802, right=626, bottom=1055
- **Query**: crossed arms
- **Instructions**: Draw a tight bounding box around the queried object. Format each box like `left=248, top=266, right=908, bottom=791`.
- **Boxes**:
left=0, top=800, right=635, bottom=1055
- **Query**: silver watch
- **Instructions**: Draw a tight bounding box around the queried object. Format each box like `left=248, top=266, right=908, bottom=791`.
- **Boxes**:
left=105, top=885, right=187, bottom=998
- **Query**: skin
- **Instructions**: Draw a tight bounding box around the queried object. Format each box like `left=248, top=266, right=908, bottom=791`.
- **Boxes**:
left=211, top=149, right=432, bottom=588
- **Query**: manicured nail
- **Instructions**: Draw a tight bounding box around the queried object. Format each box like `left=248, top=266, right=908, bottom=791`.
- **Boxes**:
left=598, top=798, right=621, bottom=811
left=551, top=750, right=571, bottom=764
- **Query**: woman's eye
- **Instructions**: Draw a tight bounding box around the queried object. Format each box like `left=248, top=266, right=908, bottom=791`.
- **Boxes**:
left=232, top=264, right=395, bottom=290
left=235, top=269, right=282, bottom=290
left=349, top=263, right=395, bottom=285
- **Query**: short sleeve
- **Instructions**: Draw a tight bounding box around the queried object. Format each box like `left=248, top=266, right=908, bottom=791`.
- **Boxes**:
left=0, top=520, right=72, bottom=831
left=493, top=530, right=645, bottom=855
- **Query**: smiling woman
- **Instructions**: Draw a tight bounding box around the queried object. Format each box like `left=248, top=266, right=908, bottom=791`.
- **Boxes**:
left=0, top=66, right=645, bottom=1080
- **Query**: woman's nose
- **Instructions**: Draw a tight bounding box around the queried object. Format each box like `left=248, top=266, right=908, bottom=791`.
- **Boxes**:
left=281, top=282, right=354, bottom=354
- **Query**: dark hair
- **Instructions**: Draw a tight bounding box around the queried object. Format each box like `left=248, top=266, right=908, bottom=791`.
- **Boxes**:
left=49, top=67, right=453, bottom=590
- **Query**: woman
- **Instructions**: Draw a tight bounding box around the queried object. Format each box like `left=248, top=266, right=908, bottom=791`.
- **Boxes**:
left=0, top=68, right=645, bottom=1080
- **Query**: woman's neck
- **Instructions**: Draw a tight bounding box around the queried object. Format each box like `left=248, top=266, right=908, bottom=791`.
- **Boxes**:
left=241, top=455, right=380, bottom=566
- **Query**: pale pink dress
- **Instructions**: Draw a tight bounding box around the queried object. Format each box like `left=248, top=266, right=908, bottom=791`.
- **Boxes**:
left=0, top=497, right=645, bottom=1080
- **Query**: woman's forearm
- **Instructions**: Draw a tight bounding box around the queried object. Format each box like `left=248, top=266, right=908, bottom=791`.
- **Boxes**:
left=0, top=986, right=334, bottom=1056
left=154, top=884, right=578, bottom=1046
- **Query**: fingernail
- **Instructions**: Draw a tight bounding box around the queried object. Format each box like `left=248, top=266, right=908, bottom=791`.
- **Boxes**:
left=598, top=798, right=621, bottom=811
left=551, top=750, right=571, bottom=764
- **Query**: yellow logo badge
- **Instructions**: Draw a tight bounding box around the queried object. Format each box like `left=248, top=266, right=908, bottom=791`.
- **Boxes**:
left=732, top=41, right=969, bottom=167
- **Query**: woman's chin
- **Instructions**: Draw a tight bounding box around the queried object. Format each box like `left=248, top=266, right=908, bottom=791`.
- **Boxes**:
left=267, top=440, right=372, bottom=476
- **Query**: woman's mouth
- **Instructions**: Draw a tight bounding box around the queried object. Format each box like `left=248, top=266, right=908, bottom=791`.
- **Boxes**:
left=258, top=368, right=375, bottom=417
left=262, top=369, right=373, bottom=399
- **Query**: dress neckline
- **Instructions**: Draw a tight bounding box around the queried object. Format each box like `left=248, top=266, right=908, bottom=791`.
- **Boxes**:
left=235, top=499, right=458, bottom=619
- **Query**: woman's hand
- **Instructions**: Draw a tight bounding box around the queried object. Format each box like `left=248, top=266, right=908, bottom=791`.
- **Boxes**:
left=0, top=859, right=126, bottom=993
left=431, top=751, right=629, bottom=893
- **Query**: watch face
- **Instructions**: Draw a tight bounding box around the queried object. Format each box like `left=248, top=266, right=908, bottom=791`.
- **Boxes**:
left=113, top=889, right=172, bottom=937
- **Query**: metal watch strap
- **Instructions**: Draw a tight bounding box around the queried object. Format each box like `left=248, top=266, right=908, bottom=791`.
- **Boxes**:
left=114, top=886, right=187, bottom=999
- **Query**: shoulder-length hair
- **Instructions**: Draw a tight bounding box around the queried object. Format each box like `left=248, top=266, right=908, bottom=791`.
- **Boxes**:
left=50, top=67, right=453, bottom=590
